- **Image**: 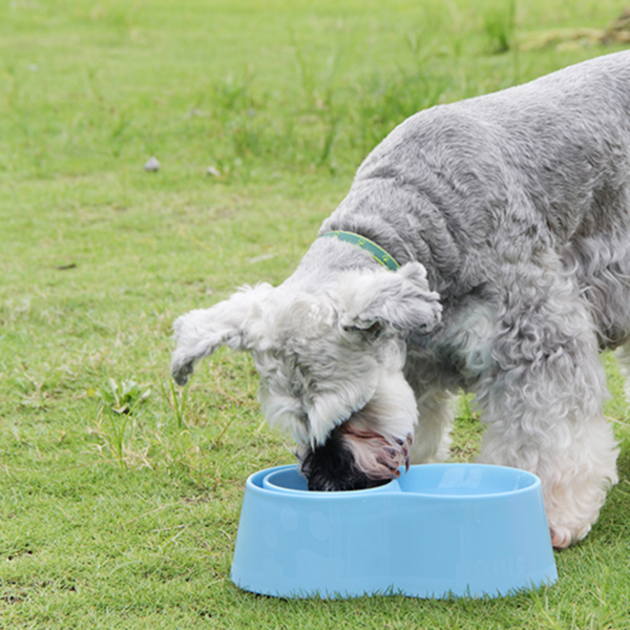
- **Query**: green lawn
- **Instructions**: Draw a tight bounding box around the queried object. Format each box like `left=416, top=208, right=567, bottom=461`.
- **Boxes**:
left=1, top=0, right=630, bottom=628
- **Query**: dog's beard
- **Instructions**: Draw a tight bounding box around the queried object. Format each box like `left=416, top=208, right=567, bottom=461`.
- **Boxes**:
left=298, top=368, right=417, bottom=491
left=299, top=425, right=377, bottom=492
left=299, top=419, right=413, bottom=491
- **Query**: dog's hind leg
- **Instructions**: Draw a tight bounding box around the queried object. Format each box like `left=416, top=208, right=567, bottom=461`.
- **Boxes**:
left=475, top=268, right=619, bottom=548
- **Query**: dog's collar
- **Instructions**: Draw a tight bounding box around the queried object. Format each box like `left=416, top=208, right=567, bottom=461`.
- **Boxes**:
left=319, top=231, right=400, bottom=271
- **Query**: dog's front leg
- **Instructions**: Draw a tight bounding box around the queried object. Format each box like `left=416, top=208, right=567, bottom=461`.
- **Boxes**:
left=475, top=272, right=619, bottom=548
left=405, top=381, right=454, bottom=465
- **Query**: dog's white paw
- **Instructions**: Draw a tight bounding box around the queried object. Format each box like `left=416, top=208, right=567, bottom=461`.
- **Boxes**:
left=549, top=522, right=591, bottom=549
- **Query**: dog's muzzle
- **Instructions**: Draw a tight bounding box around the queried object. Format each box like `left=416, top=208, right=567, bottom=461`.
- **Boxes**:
left=299, top=424, right=412, bottom=491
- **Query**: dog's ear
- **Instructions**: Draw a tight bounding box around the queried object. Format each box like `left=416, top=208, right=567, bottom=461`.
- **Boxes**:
left=171, top=283, right=273, bottom=385
left=340, top=262, right=441, bottom=335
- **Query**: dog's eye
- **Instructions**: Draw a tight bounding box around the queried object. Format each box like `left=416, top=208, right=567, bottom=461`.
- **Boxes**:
left=343, top=320, right=384, bottom=339
left=364, top=321, right=384, bottom=338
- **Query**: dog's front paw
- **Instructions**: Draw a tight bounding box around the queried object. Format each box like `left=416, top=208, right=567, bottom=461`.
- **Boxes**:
left=340, top=425, right=412, bottom=480
left=376, top=434, right=412, bottom=477
left=171, top=356, right=194, bottom=386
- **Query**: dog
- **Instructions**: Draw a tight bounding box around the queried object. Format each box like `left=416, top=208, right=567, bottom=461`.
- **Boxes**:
left=171, top=52, right=630, bottom=548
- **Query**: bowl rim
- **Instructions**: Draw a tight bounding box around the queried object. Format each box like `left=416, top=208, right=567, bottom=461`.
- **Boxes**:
left=261, top=466, right=402, bottom=495
left=246, top=462, right=542, bottom=501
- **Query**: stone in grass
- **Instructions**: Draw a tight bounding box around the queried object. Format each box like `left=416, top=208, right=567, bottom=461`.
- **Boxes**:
left=144, top=157, right=160, bottom=172
left=206, top=166, right=221, bottom=177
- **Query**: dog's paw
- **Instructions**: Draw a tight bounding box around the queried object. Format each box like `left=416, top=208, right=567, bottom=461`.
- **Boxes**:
left=550, top=526, right=571, bottom=549
left=340, top=425, right=412, bottom=480
left=376, top=435, right=412, bottom=477
left=549, top=523, right=590, bottom=549
left=171, top=356, right=194, bottom=386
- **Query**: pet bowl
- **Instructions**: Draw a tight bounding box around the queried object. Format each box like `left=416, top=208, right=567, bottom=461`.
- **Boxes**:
left=230, top=463, right=557, bottom=599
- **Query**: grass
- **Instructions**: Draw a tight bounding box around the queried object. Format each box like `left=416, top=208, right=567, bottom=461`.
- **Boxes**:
left=1, top=0, right=630, bottom=627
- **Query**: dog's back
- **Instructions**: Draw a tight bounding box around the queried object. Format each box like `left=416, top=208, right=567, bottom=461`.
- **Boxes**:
left=323, top=51, right=630, bottom=347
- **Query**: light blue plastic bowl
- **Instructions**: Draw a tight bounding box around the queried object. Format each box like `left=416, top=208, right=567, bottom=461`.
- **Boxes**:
left=230, top=463, right=557, bottom=599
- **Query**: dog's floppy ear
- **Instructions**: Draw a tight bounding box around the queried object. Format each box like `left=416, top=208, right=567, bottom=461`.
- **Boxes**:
left=340, top=262, right=441, bottom=334
left=171, top=283, right=273, bottom=385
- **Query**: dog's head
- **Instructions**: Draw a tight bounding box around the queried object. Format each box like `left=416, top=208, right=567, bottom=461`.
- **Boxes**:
left=171, top=262, right=441, bottom=490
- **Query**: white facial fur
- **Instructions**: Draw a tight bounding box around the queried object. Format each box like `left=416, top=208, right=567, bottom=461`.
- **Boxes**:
left=253, top=297, right=412, bottom=447
left=171, top=262, right=441, bottom=486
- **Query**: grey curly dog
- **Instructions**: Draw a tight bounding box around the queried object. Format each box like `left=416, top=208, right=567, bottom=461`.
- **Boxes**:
left=172, top=52, right=630, bottom=548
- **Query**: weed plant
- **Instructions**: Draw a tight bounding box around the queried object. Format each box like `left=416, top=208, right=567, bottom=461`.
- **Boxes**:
left=1, top=0, right=629, bottom=628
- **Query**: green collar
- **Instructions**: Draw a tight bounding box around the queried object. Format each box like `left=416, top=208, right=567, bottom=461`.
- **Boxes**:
left=319, top=230, right=400, bottom=271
